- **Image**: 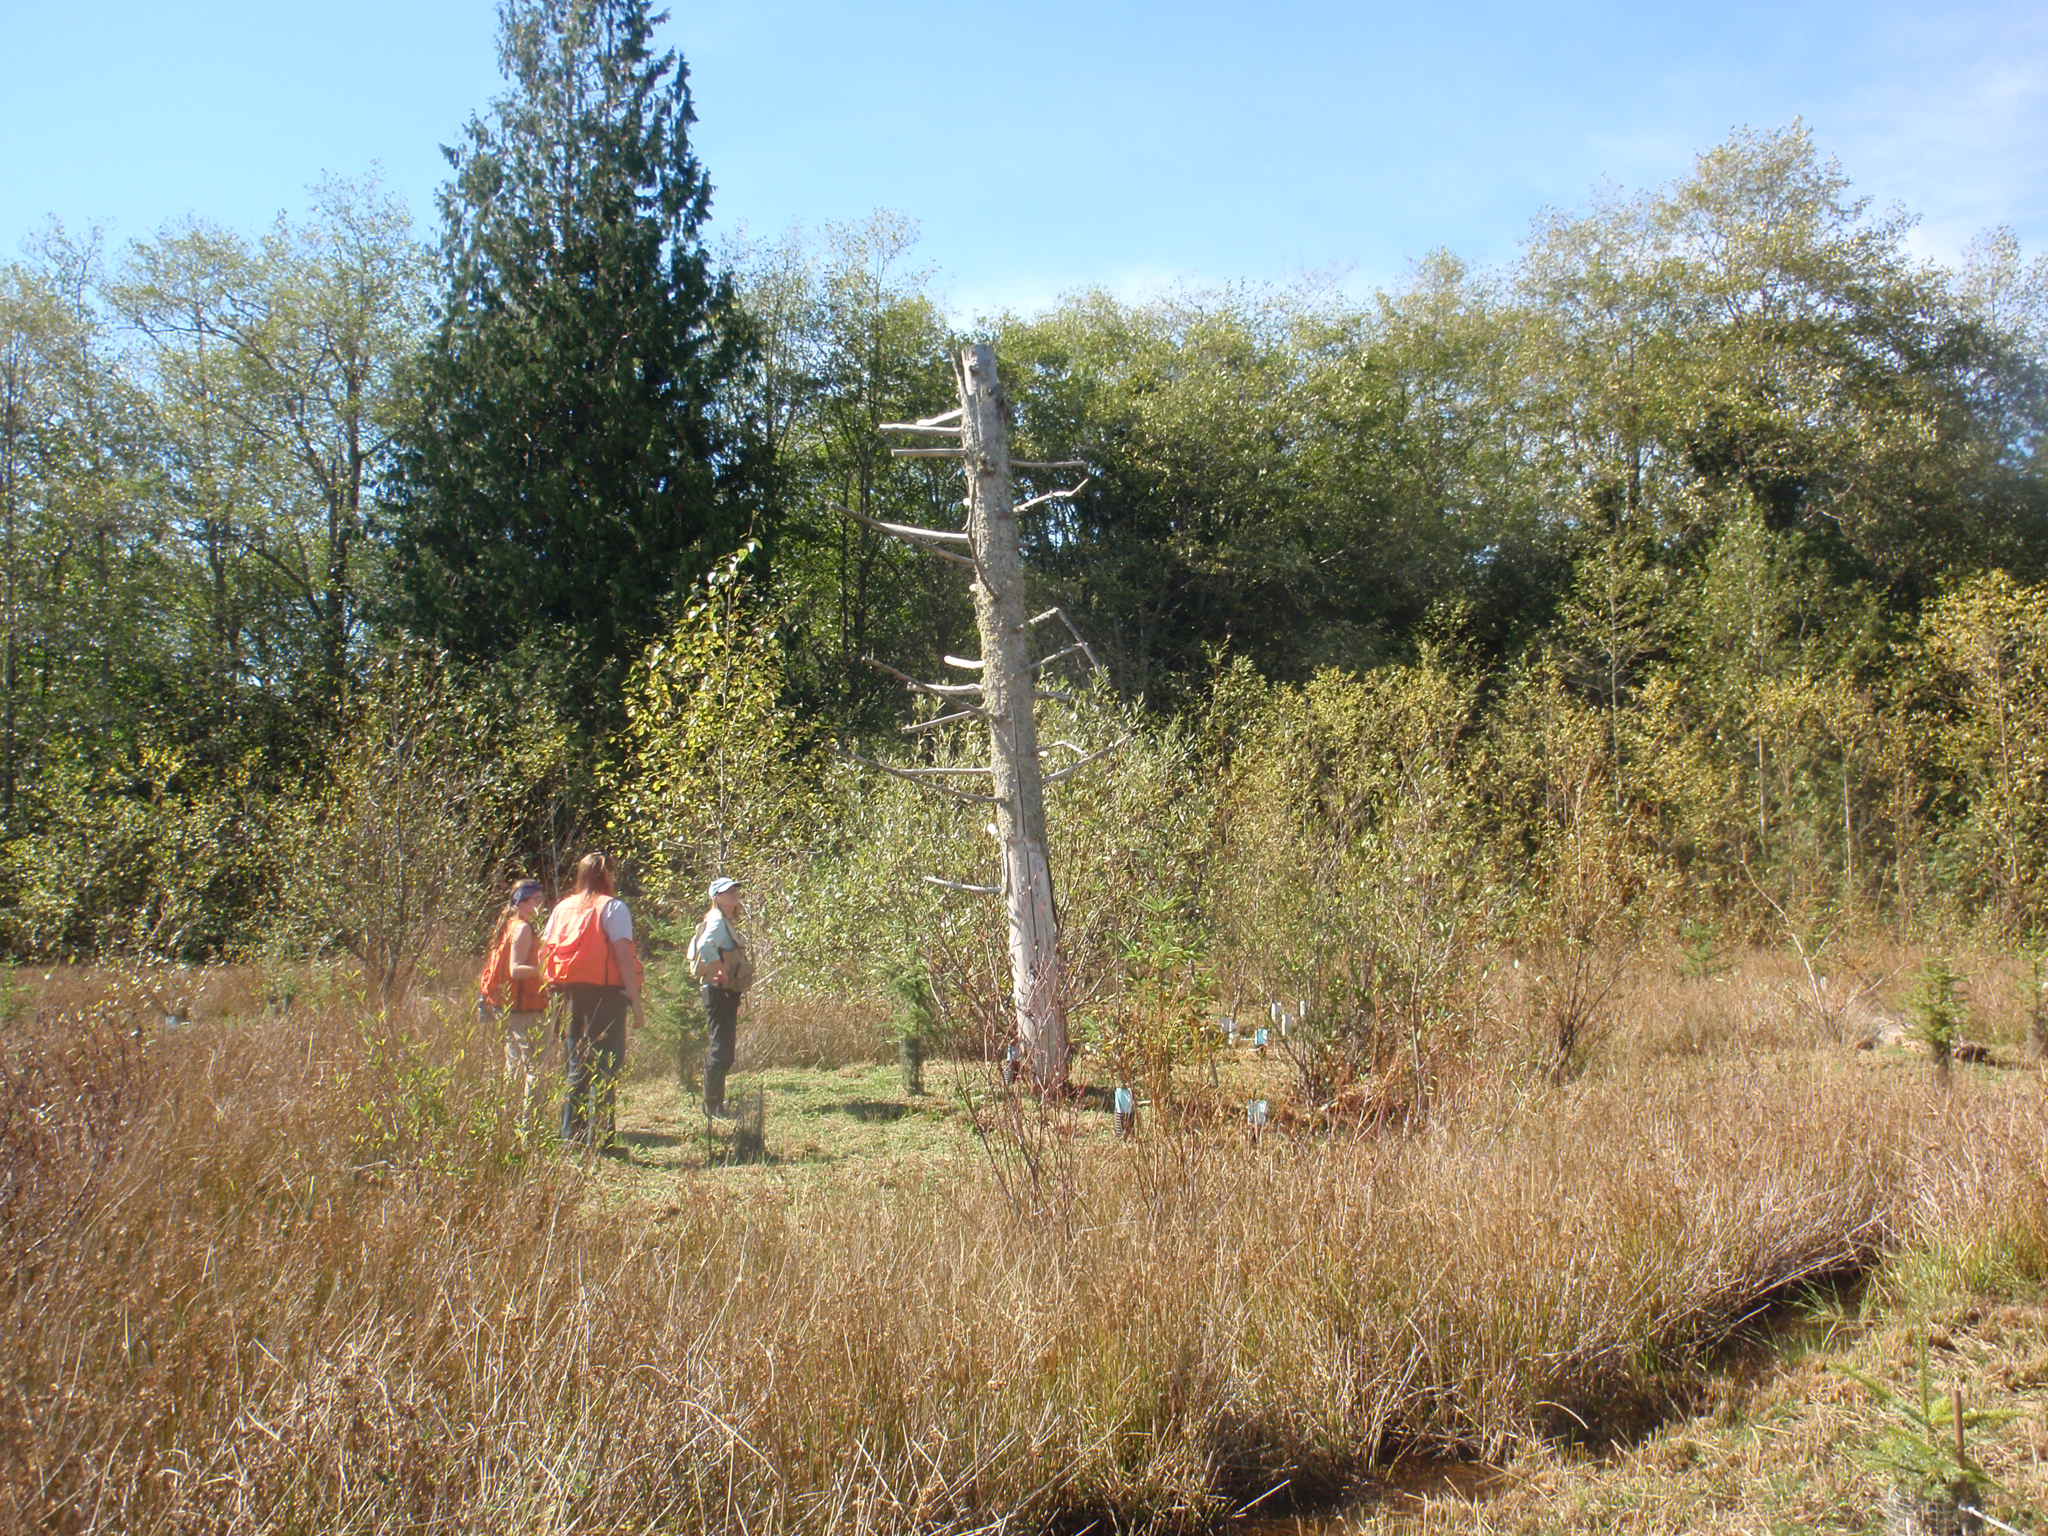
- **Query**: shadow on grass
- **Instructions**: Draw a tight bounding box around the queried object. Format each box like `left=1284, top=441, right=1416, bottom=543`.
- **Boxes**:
left=702, top=1135, right=780, bottom=1169
left=615, top=1129, right=684, bottom=1151
left=830, top=1099, right=911, bottom=1123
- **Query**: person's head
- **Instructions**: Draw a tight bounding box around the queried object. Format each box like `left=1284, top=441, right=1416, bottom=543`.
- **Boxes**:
left=709, top=875, right=743, bottom=916
left=573, top=853, right=618, bottom=896
left=506, top=877, right=544, bottom=918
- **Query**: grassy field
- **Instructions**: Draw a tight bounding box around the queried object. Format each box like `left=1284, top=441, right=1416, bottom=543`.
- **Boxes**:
left=1, top=951, right=2043, bottom=1533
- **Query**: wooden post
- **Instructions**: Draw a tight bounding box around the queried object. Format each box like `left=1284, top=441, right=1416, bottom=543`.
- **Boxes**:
left=958, top=344, right=1068, bottom=1090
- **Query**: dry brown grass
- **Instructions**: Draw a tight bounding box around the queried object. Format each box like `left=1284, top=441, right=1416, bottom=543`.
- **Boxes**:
left=736, top=992, right=896, bottom=1071
left=1, top=953, right=2043, bottom=1534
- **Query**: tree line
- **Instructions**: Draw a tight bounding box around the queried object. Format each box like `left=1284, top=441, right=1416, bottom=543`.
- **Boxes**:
left=1, top=0, right=2043, bottom=972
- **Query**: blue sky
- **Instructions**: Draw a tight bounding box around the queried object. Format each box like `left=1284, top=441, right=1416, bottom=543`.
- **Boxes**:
left=4, top=0, right=2043, bottom=316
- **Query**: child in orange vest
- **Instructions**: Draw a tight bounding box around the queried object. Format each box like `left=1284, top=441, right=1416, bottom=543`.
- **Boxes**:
left=478, top=878, right=548, bottom=1127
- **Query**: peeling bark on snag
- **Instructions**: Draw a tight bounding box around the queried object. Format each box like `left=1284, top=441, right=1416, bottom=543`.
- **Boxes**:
left=958, top=344, right=1068, bottom=1090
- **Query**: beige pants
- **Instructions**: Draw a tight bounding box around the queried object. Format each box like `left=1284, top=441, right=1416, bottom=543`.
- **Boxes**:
left=501, top=1008, right=547, bottom=1124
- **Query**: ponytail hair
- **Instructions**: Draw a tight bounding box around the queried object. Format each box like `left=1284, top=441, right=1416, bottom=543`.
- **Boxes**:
left=492, top=877, right=543, bottom=950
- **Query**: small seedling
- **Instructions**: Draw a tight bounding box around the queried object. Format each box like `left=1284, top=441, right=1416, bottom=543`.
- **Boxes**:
left=882, top=962, right=940, bottom=1096
left=1908, top=958, right=1969, bottom=1086
left=1836, top=1339, right=2015, bottom=1534
left=1677, top=917, right=1729, bottom=979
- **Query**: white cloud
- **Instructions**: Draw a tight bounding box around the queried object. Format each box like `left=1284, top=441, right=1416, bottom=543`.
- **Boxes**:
left=1829, top=11, right=2048, bottom=265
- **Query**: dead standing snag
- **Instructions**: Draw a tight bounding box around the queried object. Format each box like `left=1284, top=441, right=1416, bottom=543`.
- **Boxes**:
left=847, top=344, right=1114, bottom=1092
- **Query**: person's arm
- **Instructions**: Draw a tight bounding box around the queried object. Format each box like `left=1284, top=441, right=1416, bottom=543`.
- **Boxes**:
left=706, top=927, right=732, bottom=988
left=509, top=923, right=541, bottom=982
left=609, top=935, right=642, bottom=1000
left=606, top=933, right=642, bottom=1029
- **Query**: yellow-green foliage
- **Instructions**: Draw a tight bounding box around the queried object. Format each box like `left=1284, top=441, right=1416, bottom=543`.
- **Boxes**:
left=1208, top=652, right=1497, bottom=1102
left=274, top=647, right=562, bottom=1002
left=607, top=543, right=825, bottom=912
left=1919, top=570, right=2048, bottom=928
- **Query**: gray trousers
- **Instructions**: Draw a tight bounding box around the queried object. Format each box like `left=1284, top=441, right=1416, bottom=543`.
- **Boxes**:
left=701, top=984, right=740, bottom=1113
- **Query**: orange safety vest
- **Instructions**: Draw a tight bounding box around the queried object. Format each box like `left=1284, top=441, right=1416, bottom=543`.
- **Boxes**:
left=542, top=891, right=628, bottom=989
left=478, top=915, right=547, bottom=1012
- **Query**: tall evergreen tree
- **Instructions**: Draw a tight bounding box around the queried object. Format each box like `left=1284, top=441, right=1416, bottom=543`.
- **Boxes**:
left=388, top=0, right=746, bottom=718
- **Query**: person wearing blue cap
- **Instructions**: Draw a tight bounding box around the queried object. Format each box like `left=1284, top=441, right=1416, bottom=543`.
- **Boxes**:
left=477, top=877, right=549, bottom=1125
left=688, top=876, right=753, bottom=1117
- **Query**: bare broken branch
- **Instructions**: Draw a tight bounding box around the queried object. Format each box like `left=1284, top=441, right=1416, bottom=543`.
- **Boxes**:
left=833, top=504, right=977, bottom=568
left=942, top=654, right=986, bottom=671
left=1026, top=607, right=1103, bottom=674
left=879, top=407, right=963, bottom=430
left=865, top=656, right=985, bottom=697
left=869, top=762, right=995, bottom=777
left=922, top=875, right=1000, bottom=895
left=890, top=446, right=967, bottom=459
left=1043, top=734, right=1133, bottom=787
left=1015, top=477, right=1092, bottom=514
left=834, top=748, right=1001, bottom=803
left=900, top=707, right=985, bottom=735
left=831, top=503, right=970, bottom=545
left=1010, top=459, right=1088, bottom=471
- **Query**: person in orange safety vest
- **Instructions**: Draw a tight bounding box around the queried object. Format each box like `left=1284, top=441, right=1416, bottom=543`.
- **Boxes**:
left=478, top=877, right=548, bottom=1126
left=541, top=853, right=642, bottom=1148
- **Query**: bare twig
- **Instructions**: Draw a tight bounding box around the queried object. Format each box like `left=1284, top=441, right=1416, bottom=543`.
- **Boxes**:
left=1027, top=606, right=1103, bottom=673
left=1043, top=735, right=1132, bottom=786
left=832, top=748, right=1000, bottom=804
left=864, top=657, right=985, bottom=697
left=922, top=875, right=1000, bottom=895
left=831, top=504, right=969, bottom=544
left=1015, top=477, right=1092, bottom=514
left=900, top=707, right=985, bottom=735
left=879, top=407, right=962, bottom=430
left=1032, top=642, right=1089, bottom=673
